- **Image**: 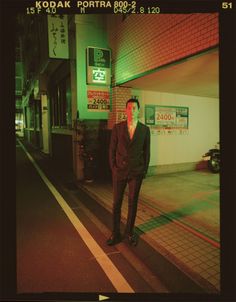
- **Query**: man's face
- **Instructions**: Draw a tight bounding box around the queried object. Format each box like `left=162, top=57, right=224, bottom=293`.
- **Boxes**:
left=126, top=102, right=140, bottom=121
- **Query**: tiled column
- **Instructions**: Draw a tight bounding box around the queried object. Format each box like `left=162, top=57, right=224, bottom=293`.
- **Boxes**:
left=108, top=86, right=131, bottom=129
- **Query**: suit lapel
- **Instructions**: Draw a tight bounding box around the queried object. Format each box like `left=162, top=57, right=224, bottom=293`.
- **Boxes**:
left=132, top=121, right=140, bottom=142
left=129, top=121, right=140, bottom=143
left=124, top=121, right=131, bottom=143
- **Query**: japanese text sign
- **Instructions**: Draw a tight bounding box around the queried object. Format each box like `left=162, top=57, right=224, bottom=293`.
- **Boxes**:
left=48, top=15, right=69, bottom=59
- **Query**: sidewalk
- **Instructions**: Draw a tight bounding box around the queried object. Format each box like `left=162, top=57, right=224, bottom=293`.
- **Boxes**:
left=77, top=170, right=220, bottom=293
left=18, top=138, right=220, bottom=293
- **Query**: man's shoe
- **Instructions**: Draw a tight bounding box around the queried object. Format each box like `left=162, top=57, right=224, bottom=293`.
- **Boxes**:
left=106, top=233, right=122, bottom=246
left=127, top=233, right=138, bottom=246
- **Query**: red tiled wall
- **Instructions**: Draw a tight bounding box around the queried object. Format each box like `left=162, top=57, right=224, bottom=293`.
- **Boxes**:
left=107, top=14, right=219, bottom=84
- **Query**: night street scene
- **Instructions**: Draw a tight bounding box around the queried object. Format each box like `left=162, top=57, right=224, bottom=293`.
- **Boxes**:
left=1, top=2, right=235, bottom=302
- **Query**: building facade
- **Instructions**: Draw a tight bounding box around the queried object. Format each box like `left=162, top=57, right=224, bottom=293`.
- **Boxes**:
left=16, top=13, right=219, bottom=181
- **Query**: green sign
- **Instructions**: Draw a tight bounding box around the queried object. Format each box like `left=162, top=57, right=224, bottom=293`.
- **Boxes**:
left=88, top=47, right=111, bottom=68
left=87, top=47, right=111, bottom=86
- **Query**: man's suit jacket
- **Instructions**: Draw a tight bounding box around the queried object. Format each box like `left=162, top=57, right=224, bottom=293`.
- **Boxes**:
left=109, top=120, right=150, bottom=180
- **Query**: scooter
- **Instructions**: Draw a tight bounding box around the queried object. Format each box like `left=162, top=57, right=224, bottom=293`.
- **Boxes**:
left=202, top=142, right=220, bottom=173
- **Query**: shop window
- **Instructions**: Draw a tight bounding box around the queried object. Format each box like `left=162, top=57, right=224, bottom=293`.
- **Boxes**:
left=50, top=75, right=72, bottom=128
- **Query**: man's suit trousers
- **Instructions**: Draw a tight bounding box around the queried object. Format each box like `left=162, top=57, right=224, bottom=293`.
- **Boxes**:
left=112, top=175, right=143, bottom=235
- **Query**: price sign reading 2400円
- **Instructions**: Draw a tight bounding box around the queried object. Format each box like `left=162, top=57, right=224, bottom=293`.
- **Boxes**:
left=145, top=105, right=189, bottom=130
left=156, top=111, right=176, bottom=124
left=87, top=89, right=110, bottom=112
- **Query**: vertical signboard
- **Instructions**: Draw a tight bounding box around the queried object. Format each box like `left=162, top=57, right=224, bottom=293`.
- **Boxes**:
left=48, top=15, right=69, bottom=59
left=87, top=47, right=111, bottom=86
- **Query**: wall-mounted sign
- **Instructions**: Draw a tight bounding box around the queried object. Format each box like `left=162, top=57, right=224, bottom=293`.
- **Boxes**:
left=92, top=68, right=106, bottom=83
left=87, top=47, right=111, bottom=85
left=116, top=110, right=127, bottom=122
left=145, top=105, right=189, bottom=134
left=48, top=15, right=69, bottom=59
left=87, top=86, right=110, bottom=112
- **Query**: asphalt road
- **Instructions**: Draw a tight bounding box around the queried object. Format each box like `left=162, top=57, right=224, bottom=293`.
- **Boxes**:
left=16, top=139, right=168, bottom=298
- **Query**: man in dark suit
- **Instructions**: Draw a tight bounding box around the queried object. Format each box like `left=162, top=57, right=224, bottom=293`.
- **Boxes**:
left=107, top=98, right=150, bottom=246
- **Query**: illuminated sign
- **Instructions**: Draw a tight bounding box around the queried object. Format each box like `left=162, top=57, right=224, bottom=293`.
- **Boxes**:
left=92, top=68, right=106, bottom=83
left=87, top=47, right=111, bottom=85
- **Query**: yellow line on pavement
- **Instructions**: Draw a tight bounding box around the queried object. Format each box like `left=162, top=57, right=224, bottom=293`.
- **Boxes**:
left=18, top=140, right=134, bottom=293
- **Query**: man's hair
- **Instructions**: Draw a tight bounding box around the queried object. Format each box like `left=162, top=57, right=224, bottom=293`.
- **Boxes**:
left=126, top=98, right=140, bottom=109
